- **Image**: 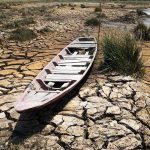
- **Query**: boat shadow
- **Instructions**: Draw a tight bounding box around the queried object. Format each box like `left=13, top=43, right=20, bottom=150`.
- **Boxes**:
left=9, top=67, right=92, bottom=145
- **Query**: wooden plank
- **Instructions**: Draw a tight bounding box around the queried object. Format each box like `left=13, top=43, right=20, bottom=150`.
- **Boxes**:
left=55, top=66, right=86, bottom=70
left=46, top=74, right=82, bottom=80
left=59, top=62, right=87, bottom=66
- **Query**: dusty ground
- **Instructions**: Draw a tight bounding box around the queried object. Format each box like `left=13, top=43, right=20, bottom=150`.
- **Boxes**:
left=0, top=2, right=150, bottom=150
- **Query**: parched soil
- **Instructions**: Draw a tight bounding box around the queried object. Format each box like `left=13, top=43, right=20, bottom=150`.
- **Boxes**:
left=0, top=2, right=149, bottom=150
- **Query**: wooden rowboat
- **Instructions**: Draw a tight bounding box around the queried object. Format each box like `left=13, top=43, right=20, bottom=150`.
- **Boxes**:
left=15, top=37, right=97, bottom=112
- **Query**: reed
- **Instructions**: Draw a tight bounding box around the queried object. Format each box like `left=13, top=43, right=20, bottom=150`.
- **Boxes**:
left=99, top=32, right=145, bottom=78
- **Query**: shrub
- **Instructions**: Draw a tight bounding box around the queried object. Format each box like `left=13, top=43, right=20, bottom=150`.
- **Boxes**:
left=136, top=9, right=147, bottom=16
left=68, top=3, right=75, bottom=7
left=85, top=17, right=99, bottom=26
left=81, top=4, right=86, bottom=8
left=4, top=18, right=36, bottom=29
left=99, top=32, right=145, bottom=78
left=95, top=7, right=102, bottom=12
left=134, top=23, right=150, bottom=40
left=9, top=28, right=37, bottom=42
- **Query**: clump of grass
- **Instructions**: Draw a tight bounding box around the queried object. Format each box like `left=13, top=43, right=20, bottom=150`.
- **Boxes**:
left=85, top=17, right=99, bottom=26
left=134, top=23, right=150, bottom=40
left=68, top=3, right=75, bottom=7
left=95, top=7, right=102, bottom=12
left=61, top=3, right=66, bottom=7
left=119, top=4, right=126, bottom=8
left=9, top=28, right=37, bottom=42
left=4, top=18, right=36, bottom=29
left=96, top=12, right=106, bottom=18
left=81, top=4, right=86, bottom=8
left=136, top=9, right=147, bottom=16
left=100, top=32, right=145, bottom=78
left=38, top=27, right=52, bottom=33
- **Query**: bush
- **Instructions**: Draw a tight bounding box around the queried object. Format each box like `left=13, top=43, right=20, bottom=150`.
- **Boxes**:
left=4, top=18, right=36, bottom=29
left=81, top=4, right=86, bottom=8
left=85, top=18, right=99, bottom=26
left=99, top=32, right=145, bottom=78
left=136, top=9, right=147, bottom=16
left=95, top=7, right=102, bottom=12
left=9, top=28, right=37, bottom=42
left=119, top=4, right=126, bottom=8
left=134, top=23, right=150, bottom=40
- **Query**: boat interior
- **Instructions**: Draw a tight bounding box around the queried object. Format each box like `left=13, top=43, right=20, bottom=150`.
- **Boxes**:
left=27, top=38, right=96, bottom=94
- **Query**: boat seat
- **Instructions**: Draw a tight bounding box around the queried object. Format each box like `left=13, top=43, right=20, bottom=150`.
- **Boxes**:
left=68, top=43, right=96, bottom=48
left=55, top=66, right=87, bottom=70
left=45, top=78, right=72, bottom=82
left=58, top=59, right=91, bottom=64
left=46, top=74, right=82, bottom=80
left=58, top=62, right=88, bottom=66
left=51, top=69, right=81, bottom=74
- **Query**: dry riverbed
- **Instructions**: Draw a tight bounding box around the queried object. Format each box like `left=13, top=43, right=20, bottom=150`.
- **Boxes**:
left=0, top=2, right=150, bottom=149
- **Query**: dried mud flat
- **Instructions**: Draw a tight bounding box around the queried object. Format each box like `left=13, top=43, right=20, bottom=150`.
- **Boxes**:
left=0, top=2, right=149, bottom=150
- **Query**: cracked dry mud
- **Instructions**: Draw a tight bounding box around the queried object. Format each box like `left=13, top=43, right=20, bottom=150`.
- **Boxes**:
left=1, top=75, right=150, bottom=150
left=0, top=2, right=150, bottom=150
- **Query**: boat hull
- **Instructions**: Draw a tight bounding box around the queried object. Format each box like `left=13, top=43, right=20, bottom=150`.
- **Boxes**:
left=15, top=37, right=97, bottom=112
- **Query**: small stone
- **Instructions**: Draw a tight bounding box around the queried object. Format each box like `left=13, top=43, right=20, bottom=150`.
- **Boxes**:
left=0, top=69, right=17, bottom=76
left=61, top=135, right=74, bottom=144
left=42, top=125, right=55, bottom=135
left=106, top=106, right=121, bottom=115
left=0, top=112, right=6, bottom=119
left=62, top=116, right=84, bottom=126
left=79, top=87, right=97, bottom=98
left=62, top=96, right=82, bottom=111
left=46, top=135, right=59, bottom=147
left=51, top=115, right=63, bottom=125
left=107, top=134, right=141, bottom=149
left=119, top=119, right=141, bottom=131
left=109, top=90, right=118, bottom=100
left=102, top=86, right=111, bottom=97
left=7, top=60, right=30, bottom=65
left=22, top=70, right=36, bottom=76
left=0, top=79, right=11, bottom=87
left=67, top=126, right=84, bottom=136
left=0, top=119, right=12, bottom=130
left=136, top=108, right=150, bottom=125
left=27, top=61, right=45, bottom=70
left=144, top=135, right=150, bottom=147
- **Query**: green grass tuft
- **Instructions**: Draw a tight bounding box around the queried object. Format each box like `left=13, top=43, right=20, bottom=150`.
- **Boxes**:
left=9, top=28, right=37, bottom=42
left=95, top=7, right=102, bottom=12
left=136, top=9, right=147, bottom=16
left=99, top=32, right=145, bottom=78
left=85, top=17, right=99, bottom=26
